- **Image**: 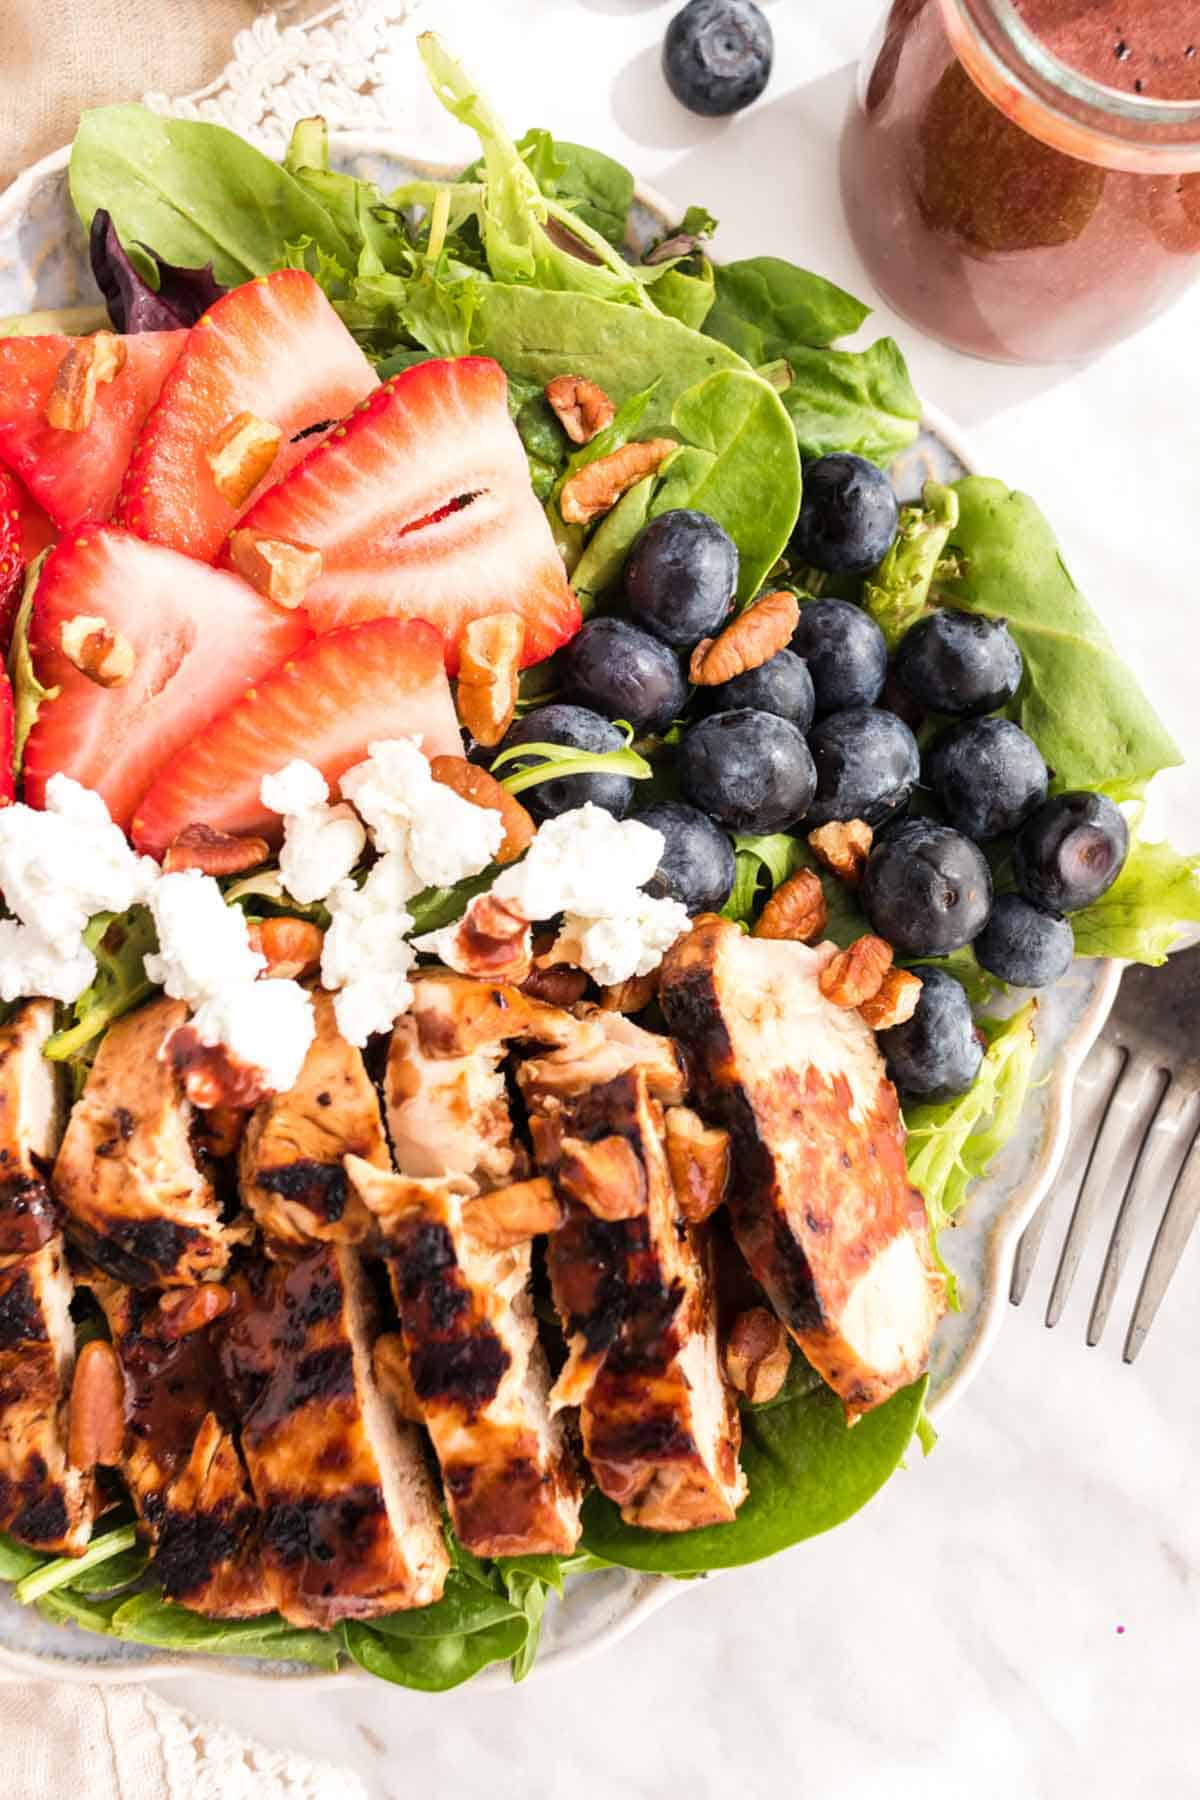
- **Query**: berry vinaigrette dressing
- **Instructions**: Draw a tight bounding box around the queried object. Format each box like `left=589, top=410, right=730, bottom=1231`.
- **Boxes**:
left=841, top=0, right=1200, bottom=362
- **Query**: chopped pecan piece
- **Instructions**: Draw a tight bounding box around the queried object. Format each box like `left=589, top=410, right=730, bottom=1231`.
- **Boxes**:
left=753, top=868, right=828, bottom=944
left=227, top=528, right=323, bottom=608
left=818, top=935, right=894, bottom=1009
left=167, top=1026, right=273, bottom=1111
left=205, top=411, right=282, bottom=507
left=45, top=331, right=126, bottom=432
left=544, top=374, right=616, bottom=445
left=156, top=1284, right=235, bottom=1340
left=557, top=1133, right=648, bottom=1221
left=59, top=613, right=135, bottom=687
left=456, top=613, right=525, bottom=747
left=372, top=1332, right=424, bottom=1424
left=559, top=438, right=676, bottom=525
left=724, top=1307, right=791, bottom=1404
left=163, top=822, right=270, bottom=876
left=246, top=916, right=326, bottom=981
left=859, top=967, right=923, bottom=1031
left=433, top=894, right=532, bottom=983
left=521, top=961, right=589, bottom=1006
left=688, top=592, right=800, bottom=686
left=461, top=1176, right=563, bottom=1250
left=599, top=970, right=659, bottom=1015
left=68, top=1339, right=125, bottom=1469
left=429, top=754, right=534, bottom=863
left=664, top=1105, right=730, bottom=1225
left=807, top=819, right=874, bottom=889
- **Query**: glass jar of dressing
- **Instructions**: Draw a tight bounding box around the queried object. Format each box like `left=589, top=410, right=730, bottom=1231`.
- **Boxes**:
left=841, top=0, right=1200, bottom=362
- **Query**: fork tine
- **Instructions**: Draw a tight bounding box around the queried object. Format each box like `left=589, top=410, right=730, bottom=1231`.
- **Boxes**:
left=1087, top=1076, right=1188, bottom=1346
left=1124, top=1122, right=1200, bottom=1363
left=1010, top=1043, right=1122, bottom=1307
left=1045, top=1053, right=1163, bottom=1328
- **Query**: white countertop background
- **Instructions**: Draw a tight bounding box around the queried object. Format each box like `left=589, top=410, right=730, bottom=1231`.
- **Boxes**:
left=151, top=3, right=1200, bottom=1793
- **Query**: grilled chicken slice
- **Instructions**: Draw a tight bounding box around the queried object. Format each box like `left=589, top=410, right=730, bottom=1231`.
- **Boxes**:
left=0, top=1000, right=65, bottom=1253
left=0, top=1239, right=93, bottom=1551
left=659, top=916, right=945, bottom=1418
left=91, top=1278, right=269, bottom=1616
left=520, top=1022, right=745, bottom=1533
left=219, top=1245, right=448, bottom=1626
left=240, top=990, right=388, bottom=1252
left=346, top=1157, right=583, bottom=1559
left=53, top=999, right=239, bottom=1288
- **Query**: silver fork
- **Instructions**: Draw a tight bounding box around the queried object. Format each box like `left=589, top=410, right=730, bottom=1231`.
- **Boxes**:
left=1010, top=942, right=1200, bottom=1360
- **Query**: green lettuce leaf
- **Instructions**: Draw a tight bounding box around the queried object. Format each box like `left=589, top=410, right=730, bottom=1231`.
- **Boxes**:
left=8, top=552, right=56, bottom=774
left=721, top=833, right=866, bottom=944
left=465, top=129, right=635, bottom=247
left=1071, top=833, right=1200, bottom=964
left=704, top=256, right=871, bottom=359
left=43, top=907, right=158, bottom=1067
left=862, top=481, right=959, bottom=649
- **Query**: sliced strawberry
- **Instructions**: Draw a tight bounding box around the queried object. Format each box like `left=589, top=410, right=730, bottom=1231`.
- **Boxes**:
left=14, top=481, right=57, bottom=563
left=0, top=662, right=13, bottom=807
left=0, top=471, right=23, bottom=653
left=228, top=356, right=581, bottom=672
left=0, top=331, right=186, bottom=531
left=131, top=618, right=461, bottom=859
left=24, top=528, right=311, bottom=831
left=118, top=271, right=378, bottom=562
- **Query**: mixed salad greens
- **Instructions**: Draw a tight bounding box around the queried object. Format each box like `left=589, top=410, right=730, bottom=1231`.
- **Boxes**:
left=0, top=34, right=1197, bottom=1690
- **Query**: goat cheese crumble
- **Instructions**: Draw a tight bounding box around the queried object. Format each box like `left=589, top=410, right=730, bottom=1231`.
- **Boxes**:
left=340, top=738, right=504, bottom=891
left=260, top=760, right=365, bottom=906
left=321, top=853, right=418, bottom=1047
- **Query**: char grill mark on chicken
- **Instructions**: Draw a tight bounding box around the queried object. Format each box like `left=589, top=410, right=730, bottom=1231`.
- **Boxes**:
left=219, top=1244, right=448, bottom=1626
left=347, top=1158, right=583, bottom=1559
left=52, top=999, right=240, bottom=1288
left=90, top=1278, right=268, bottom=1615
left=520, top=1012, right=746, bottom=1533
left=0, top=1001, right=65, bottom=1253
left=0, top=1239, right=94, bottom=1552
left=659, top=916, right=945, bottom=1418
left=240, top=991, right=388, bottom=1253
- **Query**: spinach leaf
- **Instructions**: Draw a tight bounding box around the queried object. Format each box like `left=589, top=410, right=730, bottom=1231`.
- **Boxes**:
left=580, top=1376, right=926, bottom=1574
left=1070, top=831, right=1200, bottom=964
left=498, top=1565, right=548, bottom=1683
left=937, top=479, right=1182, bottom=796
left=44, top=906, right=158, bottom=1066
left=69, top=106, right=356, bottom=287
left=862, top=481, right=959, bottom=649
left=14, top=1524, right=138, bottom=1606
left=649, top=263, right=716, bottom=332
left=0, top=1533, right=45, bottom=1583
left=570, top=474, right=657, bottom=604
left=780, top=339, right=922, bottom=466
left=704, top=257, right=871, bottom=360
left=109, top=1591, right=342, bottom=1668
left=343, top=1614, right=527, bottom=1691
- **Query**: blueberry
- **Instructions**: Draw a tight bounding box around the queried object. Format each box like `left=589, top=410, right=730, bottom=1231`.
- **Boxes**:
left=861, top=818, right=993, bottom=956
left=637, top=801, right=736, bottom=914
left=790, top=598, right=888, bottom=714
left=700, top=647, right=815, bottom=729
left=662, top=0, right=773, bottom=117
left=875, top=967, right=984, bottom=1102
left=974, top=894, right=1074, bottom=989
left=926, top=718, right=1049, bottom=841
left=678, top=709, right=816, bottom=833
left=1012, top=791, right=1129, bottom=913
left=805, top=708, right=920, bottom=828
left=496, top=704, right=635, bottom=822
left=624, top=509, right=737, bottom=648
left=789, top=453, right=899, bottom=575
left=560, top=617, right=686, bottom=735
left=895, top=610, right=1023, bottom=717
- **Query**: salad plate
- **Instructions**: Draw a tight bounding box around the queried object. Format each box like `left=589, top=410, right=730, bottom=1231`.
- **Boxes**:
left=0, top=102, right=1145, bottom=1692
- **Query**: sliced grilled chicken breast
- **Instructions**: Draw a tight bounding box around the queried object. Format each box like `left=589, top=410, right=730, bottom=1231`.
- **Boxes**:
left=0, top=1239, right=93, bottom=1551
left=659, top=916, right=945, bottom=1418
left=0, top=1000, right=65, bottom=1253
left=53, top=999, right=238, bottom=1287
left=240, top=991, right=388, bottom=1252
left=219, top=1245, right=448, bottom=1627
left=520, top=1021, right=745, bottom=1533
left=346, top=1157, right=583, bottom=1558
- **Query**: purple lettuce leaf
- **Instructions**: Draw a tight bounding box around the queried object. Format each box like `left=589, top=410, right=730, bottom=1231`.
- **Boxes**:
left=89, top=209, right=226, bottom=334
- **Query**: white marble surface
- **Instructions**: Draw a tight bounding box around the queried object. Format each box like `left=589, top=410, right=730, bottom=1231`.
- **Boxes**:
left=152, top=2, right=1200, bottom=1793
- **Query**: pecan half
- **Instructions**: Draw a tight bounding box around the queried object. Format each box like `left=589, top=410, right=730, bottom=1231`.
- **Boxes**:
left=462, top=1176, right=563, bottom=1249
left=808, top=819, right=873, bottom=889
left=205, top=411, right=282, bottom=506
left=859, top=967, right=923, bottom=1030
left=598, top=970, right=659, bottom=1015
left=559, top=438, right=676, bottom=524
left=68, top=1339, right=125, bottom=1469
left=688, top=591, right=800, bottom=686
left=456, top=612, right=525, bottom=747
left=544, top=374, right=616, bottom=445
left=227, top=528, right=323, bottom=609
left=664, top=1105, right=730, bottom=1225
left=373, top=1332, right=424, bottom=1424
left=247, top=916, right=326, bottom=981
left=45, top=331, right=126, bottom=432
left=59, top=613, right=135, bottom=687
left=818, top=934, right=894, bottom=1009
left=163, top=822, right=270, bottom=876
left=430, top=754, right=534, bottom=864
left=724, top=1307, right=791, bottom=1404
left=156, top=1284, right=234, bottom=1340
left=557, top=1133, right=647, bottom=1220
left=753, top=868, right=828, bottom=944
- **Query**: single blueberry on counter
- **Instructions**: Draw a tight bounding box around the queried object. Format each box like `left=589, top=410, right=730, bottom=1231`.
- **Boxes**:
left=790, top=597, right=888, bottom=714
left=678, top=708, right=816, bottom=833
left=974, top=894, right=1074, bottom=989
left=1012, top=790, right=1129, bottom=912
left=624, top=509, right=738, bottom=648
left=926, top=717, right=1048, bottom=841
left=876, top=966, right=984, bottom=1102
left=638, top=800, right=736, bottom=914
left=861, top=817, right=993, bottom=957
left=699, top=646, right=816, bottom=730
left=495, top=704, right=635, bottom=822
left=560, top=617, right=687, bottom=735
left=805, top=708, right=920, bottom=828
left=662, top=0, right=773, bottom=117
left=895, top=609, right=1023, bottom=718
left=789, top=453, right=899, bottom=574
